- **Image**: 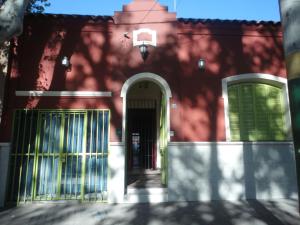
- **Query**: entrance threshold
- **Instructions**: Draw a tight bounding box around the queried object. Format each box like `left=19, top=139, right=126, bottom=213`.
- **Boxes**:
left=125, top=188, right=168, bottom=203
left=127, top=170, right=165, bottom=189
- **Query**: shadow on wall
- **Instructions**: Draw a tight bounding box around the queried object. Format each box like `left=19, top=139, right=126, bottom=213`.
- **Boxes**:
left=165, top=18, right=296, bottom=203
left=168, top=142, right=298, bottom=202
left=1, top=13, right=287, bottom=143
left=244, top=142, right=298, bottom=199
left=0, top=1, right=296, bottom=213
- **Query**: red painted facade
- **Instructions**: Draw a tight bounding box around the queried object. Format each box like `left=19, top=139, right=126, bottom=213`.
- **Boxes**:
left=0, top=0, right=286, bottom=142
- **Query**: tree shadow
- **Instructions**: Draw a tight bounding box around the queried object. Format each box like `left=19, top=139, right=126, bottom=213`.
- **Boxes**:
left=0, top=1, right=298, bottom=224
left=0, top=200, right=299, bottom=225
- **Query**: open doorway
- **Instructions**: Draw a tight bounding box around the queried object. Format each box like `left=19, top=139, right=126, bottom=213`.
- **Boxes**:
left=126, top=81, right=164, bottom=188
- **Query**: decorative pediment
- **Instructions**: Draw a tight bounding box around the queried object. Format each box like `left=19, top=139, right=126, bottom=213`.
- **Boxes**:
left=114, top=0, right=176, bottom=24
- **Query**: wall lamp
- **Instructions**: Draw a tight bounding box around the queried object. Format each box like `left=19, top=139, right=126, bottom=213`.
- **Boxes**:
left=198, top=58, right=205, bottom=70
left=139, top=43, right=149, bottom=61
left=61, top=56, right=71, bottom=70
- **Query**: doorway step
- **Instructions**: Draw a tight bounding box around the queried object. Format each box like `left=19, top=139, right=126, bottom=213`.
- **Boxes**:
left=127, top=172, right=163, bottom=188
left=125, top=187, right=168, bottom=203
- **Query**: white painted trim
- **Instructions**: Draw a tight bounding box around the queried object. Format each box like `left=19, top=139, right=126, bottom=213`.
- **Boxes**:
left=121, top=73, right=172, bottom=98
left=222, top=73, right=292, bottom=141
left=133, top=28, right=157, bottom=47
left=110, top=142, right=125, bottom=146
left=15, top=91, right=112, bottom=97
left=121, top=72, right=172, bottom=143
left=169, top=141, right=294, bottom=146
left=222, top=73, right=288, bottom=86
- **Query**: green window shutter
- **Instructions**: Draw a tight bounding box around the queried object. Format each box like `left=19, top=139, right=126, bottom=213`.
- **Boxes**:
left=228, top=86, right=240, bottom=141
left=267, top=85, right=286, bottom=140
left=228, top=82, right=287, bottom=141
left=254, top=84, right=270, bottom=140
left=239, top=84, right=256, bottom=141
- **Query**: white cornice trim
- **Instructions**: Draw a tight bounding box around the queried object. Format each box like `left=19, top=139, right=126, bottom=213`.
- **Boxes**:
left=110, top=142, right=125, bottom=146
left=15, top=91, right=112, bottom=97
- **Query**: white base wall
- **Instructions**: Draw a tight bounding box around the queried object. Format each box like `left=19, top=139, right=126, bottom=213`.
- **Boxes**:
left=1, top=141, right=298, bottom=205
left=0, top=143, right=10, bottom=207
left=168, top=142, right=298, bottom=202
left=108, top=142, right=126, bottom=203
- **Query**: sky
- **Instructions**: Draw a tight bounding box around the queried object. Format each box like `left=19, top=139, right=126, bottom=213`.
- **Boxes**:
left=44, top=0, right=281, bottom=21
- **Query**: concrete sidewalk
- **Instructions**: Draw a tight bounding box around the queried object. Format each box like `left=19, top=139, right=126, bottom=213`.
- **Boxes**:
left=0, top=200, right=299, bottom=225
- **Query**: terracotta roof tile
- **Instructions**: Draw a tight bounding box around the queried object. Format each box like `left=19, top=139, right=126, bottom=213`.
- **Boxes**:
left=25, top=13, right=281, bottom=26
left=177, top=17, right=281, bottom=26
left=25, top=13, right=114, bottom=22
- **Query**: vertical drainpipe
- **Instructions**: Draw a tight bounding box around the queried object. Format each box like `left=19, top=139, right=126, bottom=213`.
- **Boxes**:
left=279, top=0, right=300, bottom=208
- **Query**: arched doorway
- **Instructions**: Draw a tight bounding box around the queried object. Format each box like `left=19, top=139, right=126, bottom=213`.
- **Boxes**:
left=121, top=73, right=171, bottom=189
left=126, top=81, right=160, bottom=178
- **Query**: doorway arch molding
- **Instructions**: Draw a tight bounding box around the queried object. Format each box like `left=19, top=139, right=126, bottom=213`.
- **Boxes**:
left=120, top=72, right=172, bottom=143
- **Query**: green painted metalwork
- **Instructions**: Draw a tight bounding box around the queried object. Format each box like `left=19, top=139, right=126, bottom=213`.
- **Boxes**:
left=9, top=110, right=20, bottom=202
left=23, top=111, right=34, bottom=202
left=159, top=96, right=168, bottom=186
left=83, top=111, right=109, bottom=201
left=8, top=109, right=109, bottom=203
left=8, top=110, right=39, bottom=204
left=228, top=83, right=287, bottom=141
left=17, top=110, right=28, bottom=203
